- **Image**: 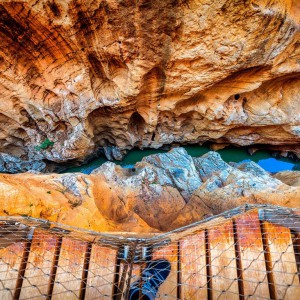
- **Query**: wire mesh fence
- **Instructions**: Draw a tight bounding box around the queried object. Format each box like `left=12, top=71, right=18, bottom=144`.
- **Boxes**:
left=0, top=204, right=299, bottom=299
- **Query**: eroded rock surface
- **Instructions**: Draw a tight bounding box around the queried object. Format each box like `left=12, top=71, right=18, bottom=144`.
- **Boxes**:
left=0, top=148, right=299, bottom=232
left=0, top=0, right=300, bottom=171
left=273, top=170, right=300, bottom=186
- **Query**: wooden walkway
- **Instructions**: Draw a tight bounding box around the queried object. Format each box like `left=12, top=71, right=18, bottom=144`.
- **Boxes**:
left=0, top=205, right=299, bottom=299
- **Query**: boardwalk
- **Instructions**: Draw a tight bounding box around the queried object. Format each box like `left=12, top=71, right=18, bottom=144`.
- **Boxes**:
left=0, top=205, right=299, bottom=299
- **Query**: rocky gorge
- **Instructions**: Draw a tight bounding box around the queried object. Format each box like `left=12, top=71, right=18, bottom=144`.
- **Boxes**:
left=0, top=0, right=300, bottom=172
left=0, top=148, right=299, bottom=232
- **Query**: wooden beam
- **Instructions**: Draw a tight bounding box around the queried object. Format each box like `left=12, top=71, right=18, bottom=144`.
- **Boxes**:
left=19, top=231, right=58, bottom=299
left=234, top=210, right=270, bottom=299
left=261, top=221, right=300, bottom=299
left=208, top=220, right=239, bottom=300
left=85, top=245, right=117, bottom=299
left=0, top=242, right=25, bottom=300
left=51, top=238, right=88, bottom=299
left=180, top=231, right=207, bottom=299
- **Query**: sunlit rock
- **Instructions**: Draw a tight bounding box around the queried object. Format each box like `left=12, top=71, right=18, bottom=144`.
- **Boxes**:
left=0, top=0, right=299, bottom=171
left=0, top=148, right=299, bottom=232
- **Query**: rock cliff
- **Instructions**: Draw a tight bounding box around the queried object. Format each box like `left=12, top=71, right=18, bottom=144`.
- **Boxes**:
left=0, top=0, right=300, bottom=172
left=0, top=148, right=299, bottom=232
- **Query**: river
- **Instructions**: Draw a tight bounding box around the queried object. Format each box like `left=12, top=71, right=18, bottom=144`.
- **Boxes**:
left=63, top=145, right=300, bottom=174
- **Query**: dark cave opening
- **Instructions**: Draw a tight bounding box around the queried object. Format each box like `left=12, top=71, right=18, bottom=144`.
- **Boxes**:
left=128, top=112, right=146, bottom=137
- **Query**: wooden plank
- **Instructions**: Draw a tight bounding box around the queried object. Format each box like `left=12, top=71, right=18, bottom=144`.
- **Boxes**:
left=208, top=220, right=239, bottom=300
left=180, top=231, right=207, bottom=299
left=52, top=238, right=87, bottom=299
left=0, top=242, right=25, bottom=300
left=234, top=210, right=270, bottom=298
left=152, top=243, right=178, bottom=299
left=19, top=231, right=57, bottom=299
left=85, top=245, right=117, bottom=299
left=262, top=221, right=300, bottom=300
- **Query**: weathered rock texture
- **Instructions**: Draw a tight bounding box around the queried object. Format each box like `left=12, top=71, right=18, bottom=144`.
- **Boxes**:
left=0, top=148, right=299, bottom=232
left=0, top=0, right=300, bottom=171
left=273, top=170, right=300, bottom=186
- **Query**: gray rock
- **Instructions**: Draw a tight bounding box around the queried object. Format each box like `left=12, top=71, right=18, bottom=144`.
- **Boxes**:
left=60, top=147, right=299, bottom=230
left=232, top=161, right=270, bottom=177
left=103, top=145, right=124, bottom=161
left=142, top=147, right=202, bottom=199
left=193, top=151, right=230, bottom=181
left=193, top=151, right=282, bottom=193
left=0, top=153, right=46, bottom=173
left=55, top=174, right=82, bottom=197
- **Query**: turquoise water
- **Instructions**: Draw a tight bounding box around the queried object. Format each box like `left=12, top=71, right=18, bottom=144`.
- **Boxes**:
left=63, top=145, right=300, bottom=174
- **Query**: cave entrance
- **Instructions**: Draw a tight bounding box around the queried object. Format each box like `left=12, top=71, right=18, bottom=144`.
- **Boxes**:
left=128, top=112, right=146, bottom=137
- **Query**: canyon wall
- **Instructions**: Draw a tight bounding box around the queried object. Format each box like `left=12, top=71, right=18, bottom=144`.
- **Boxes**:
left=0, top=0, right=300, bottom=171
left=0, top=148, right=299, bottom=232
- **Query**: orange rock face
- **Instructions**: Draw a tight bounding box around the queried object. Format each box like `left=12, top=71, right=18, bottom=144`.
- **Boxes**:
left=0, top=172, right=156, bottom=233
left=0, top=149, right=299, bottom=232
left=0, top=0, right=300, bottom=171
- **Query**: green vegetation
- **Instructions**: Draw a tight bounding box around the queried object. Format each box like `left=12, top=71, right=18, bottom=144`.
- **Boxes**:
left=35, top=138, right=54, bottom=151
left=47, top=191, right=51, bottom=194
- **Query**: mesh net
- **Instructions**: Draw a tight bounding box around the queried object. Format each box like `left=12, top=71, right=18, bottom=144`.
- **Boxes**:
left=0, top=204, right=299, bottom=299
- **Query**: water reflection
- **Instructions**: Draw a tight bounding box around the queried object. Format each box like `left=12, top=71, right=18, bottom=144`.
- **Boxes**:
left=243, top=158, right=297, bottom=173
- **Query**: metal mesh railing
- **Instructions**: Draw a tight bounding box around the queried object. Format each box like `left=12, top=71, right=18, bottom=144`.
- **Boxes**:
left=0, top=204, right=299, bottom=299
